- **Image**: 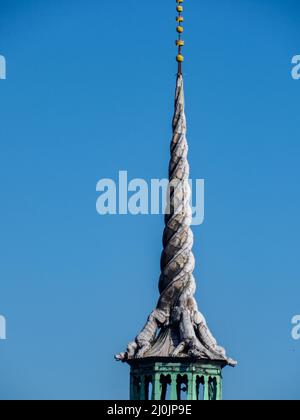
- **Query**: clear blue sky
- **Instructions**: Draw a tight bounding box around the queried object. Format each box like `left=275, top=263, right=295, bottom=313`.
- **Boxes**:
left=0, top=0, right=300, bottom=400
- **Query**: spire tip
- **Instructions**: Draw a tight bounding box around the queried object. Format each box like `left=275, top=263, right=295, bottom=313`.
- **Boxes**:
left=176, top=0, right=185, bottom=75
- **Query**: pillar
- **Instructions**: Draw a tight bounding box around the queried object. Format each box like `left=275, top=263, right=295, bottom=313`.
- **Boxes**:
left=140, top=376, right=146, bottom=400
left=152, top=373, right=162, bottom=400
left=216, top=376, right=222, bottom=400
left=170, top=373, right=178, bottom=400
left=203, top=376, right=209, bottom=401
left=208, top=377, right=217, bottom=401
left=187, top=374, right=197, bottom=401
left=130, top=374, right=141, bottom=401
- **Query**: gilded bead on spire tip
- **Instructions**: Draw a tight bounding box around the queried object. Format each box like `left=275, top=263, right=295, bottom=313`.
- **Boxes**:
left=175, top=0, right=185, bottom=73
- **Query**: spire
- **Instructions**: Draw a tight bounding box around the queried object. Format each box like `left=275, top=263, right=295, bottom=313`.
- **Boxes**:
left=115, top=1, right=236, bottom=368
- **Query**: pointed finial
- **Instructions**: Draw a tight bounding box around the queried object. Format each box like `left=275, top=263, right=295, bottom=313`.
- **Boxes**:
left=176, top=0, right=185, bottom=74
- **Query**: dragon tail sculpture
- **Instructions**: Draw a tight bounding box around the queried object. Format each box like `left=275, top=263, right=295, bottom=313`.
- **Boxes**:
left=116, top=75, right=236, bottom=367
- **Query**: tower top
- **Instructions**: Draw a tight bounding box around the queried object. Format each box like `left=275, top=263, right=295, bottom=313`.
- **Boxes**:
left=116, top=76, right=236, bottom=366
left=176, top=0, right=185, bottom=74
left=115, top=1, right=236, bottom=369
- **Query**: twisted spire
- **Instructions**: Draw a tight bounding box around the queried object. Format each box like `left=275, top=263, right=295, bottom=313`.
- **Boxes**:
left=115, top=1, right=236, bottom=367
left=157, top=74, right=194, bottom=320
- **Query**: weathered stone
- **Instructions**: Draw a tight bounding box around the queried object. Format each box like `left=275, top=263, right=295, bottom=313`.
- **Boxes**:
left=115, top=75, right=236, bottom=368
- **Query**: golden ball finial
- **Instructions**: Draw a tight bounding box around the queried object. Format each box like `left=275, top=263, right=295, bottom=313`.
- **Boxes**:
left=176, top=0, right=185, bottom=72
left=176, top=40, right=185, bottom=47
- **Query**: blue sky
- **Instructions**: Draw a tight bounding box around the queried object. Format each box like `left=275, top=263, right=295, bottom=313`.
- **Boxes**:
left=0, top=0, right=300, bottom=400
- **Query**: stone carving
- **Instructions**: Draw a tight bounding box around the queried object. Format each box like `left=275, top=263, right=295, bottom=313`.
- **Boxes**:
left=116, top=75, right=236, bottom=367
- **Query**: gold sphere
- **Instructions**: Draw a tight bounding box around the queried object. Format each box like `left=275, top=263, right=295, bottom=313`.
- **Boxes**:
left=176, top=40, right=185, bottom=47
left=177, top=26, right=184, bottom=33
left=176, top=54, right=184, bottom=62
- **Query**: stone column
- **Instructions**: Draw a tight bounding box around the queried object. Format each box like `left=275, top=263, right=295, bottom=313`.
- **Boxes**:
left=203, top=376, right=209, bottom=401
left=170, top=373, right=178, bottom=400
left=187, top=374, right=197, bottom=400
left=130, top=375, right=141, bottom=401
left=140, top=376, right=146, bottom=400
left=208, top=377, right=216, bottom=401
left=152, top=373, right=162, bottom=400
left=216, top=376, right=222, bottom=401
